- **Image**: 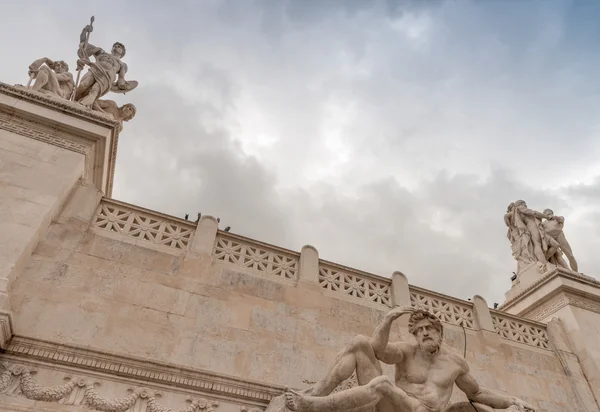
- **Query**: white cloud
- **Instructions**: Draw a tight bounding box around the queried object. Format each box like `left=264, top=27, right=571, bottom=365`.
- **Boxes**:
left=2, top=0, right=600, bottom=305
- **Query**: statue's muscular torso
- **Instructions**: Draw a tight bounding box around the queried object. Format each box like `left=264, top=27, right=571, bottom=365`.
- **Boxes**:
left=542, top=218, right=564, bottom=238
left=378, top=343, right=467, bottom=412
left=96, top=52, right=123, bottom=75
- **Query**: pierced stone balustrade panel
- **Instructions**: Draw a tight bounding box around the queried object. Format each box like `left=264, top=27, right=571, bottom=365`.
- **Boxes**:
left=318, top=263, right=392, bottom=307
left=213, top=233, right=299, bottom=280
left=92, top=199, right=195, bottom=252
left=409, top=288, right=476, bottom=329
left=491, top=312, right=549, bottom=349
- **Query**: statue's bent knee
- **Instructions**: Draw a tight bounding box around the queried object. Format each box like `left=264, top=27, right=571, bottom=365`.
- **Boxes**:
left=349, top=335, right=372, bottom=352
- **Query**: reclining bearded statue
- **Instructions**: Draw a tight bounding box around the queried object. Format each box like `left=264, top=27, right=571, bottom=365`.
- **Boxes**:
left=267, top=307, right=535, bottom=412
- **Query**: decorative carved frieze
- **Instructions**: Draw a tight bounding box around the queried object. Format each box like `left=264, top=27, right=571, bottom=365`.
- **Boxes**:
left=92, top=199, right=195, bottom=252
left=214, top=233, right=299, bottom=280
left=0, top=112, right=96, bottom=183
left=318, top=264, right=392, bottom=307
left=0, top=363, right=220, bottom=412
left=524, top=290, right=600, bottom=321
left=5, top=336, right=280, bottom=404
left=522, top=294, right=569, bottom=322
left=409, top=288, right=476, bottom=329
left=0, top=112, right=89, bottom=153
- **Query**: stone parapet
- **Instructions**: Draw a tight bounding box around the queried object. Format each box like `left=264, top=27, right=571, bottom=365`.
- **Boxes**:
left=91, top=198, right=196, bottom=255
left=81, top=198, right=558, bottom=351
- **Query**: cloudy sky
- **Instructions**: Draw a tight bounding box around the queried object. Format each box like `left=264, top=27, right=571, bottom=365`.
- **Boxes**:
left=4, top=0, right=600, bottom=304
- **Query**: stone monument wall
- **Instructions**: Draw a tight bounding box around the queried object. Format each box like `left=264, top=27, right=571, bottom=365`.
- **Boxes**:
left=1, top=84, right=599, bottom=412
left=6, top=195, right=598, bottom=411
left=0, top=111, right=85, bottom=307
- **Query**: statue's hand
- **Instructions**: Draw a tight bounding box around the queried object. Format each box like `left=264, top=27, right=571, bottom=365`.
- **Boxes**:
left=386, top=306, right=416, bottom=321
left=512, top=398, right=535, bottom=412
left=83, top=24, right=94, bottom=33
left=76, top=58, right=91, bottom=70
left=117, top=78, right=127, bottom=89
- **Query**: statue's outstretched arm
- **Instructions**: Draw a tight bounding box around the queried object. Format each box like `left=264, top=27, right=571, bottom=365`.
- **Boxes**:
left=456, top=365, right=535, bottom=411
left=117, top=63, right=128, bottom=88
left=517, top=206, right=546, bottom=220
left=370, top=306, right=414, bottom=364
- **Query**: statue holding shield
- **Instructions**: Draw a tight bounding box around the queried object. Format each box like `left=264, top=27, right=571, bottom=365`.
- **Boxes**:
left=73, top=17, right=138, bottom=107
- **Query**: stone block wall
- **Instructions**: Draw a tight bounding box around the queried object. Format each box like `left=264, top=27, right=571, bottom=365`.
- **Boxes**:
left=0, top=122, right=84, bottom=309
left=6, top=197, right=599, bottom=411
left=1, top=84, right=598, bottom=411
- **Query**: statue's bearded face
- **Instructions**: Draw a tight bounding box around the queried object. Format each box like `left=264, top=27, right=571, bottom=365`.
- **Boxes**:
left=54, top=62, right=68, bottom=73
left=412, top=320, right=442, bottom=354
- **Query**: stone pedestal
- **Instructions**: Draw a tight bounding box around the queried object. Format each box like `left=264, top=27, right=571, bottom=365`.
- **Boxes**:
left=501, top=266, right=600, bottom=404
left=0, top=83, right=120, bottom=347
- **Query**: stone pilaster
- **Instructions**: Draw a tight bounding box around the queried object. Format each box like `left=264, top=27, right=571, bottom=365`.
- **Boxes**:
left=472, top=295, right=495, bottom=332
left=391, top=271, right=411, bottom=307
left=0, top=83, right=120, bottom=347
left=189, top=216, right=219, bottom=256
left=299, top=245, right=319, bottom=283
left=501, top=267, right=600, bottom=404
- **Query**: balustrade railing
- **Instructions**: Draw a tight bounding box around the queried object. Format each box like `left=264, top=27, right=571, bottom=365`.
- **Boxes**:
left=490, top=311, right=549, bottom=349
left=318, top=262, right=392, bottom=307
left=92, top=199, right=195, bottom=252
left=213, top=232, right=299, bottom=280
left=409, top=287, right=476, bottom=330
left=92, top=198, right=551, bottom=349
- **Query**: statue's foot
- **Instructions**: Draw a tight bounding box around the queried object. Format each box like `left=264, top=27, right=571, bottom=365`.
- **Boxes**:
left=284, top=387, right=309, bottom=412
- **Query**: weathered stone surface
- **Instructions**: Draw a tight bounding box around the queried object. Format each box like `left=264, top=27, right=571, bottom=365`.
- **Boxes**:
left=1, top=82, right=599, bottom=412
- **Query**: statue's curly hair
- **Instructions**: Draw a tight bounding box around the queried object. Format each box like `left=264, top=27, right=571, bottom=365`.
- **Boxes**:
left=408, top=309, right=443, bottom=338
left=120, top=103, right=136, bottom=121
left=53, top=60, right=69, bottom=72
left=112, top=42, right=126, bottom=57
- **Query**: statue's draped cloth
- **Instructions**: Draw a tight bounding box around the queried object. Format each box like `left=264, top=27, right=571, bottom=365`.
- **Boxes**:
left=77, top=44, right=115, bottom=100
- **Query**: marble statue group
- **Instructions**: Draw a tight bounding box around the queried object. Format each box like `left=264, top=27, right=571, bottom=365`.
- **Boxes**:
left=267, top=307, right=534, bottom=412
left=25, top=16, right=137, bottom=129
left=504, top=200, right=577, bottom=274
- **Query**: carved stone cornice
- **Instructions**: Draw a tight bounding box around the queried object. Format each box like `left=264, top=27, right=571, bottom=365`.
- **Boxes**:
left=0, top=82, right=120, bottom=196
left=0, top=83, right=119, bottom=127
left=4, top=336, right=282, bottom=404
left=499, top=267, right=600, bottom=311
left=521, top=287, right=600, bottom=321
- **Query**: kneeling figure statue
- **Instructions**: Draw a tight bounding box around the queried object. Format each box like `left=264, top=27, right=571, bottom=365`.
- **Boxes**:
left=275, top=307, right=534, bottom=412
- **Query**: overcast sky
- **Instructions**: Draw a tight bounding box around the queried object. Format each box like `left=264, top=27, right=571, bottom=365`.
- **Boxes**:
left=4, top=0, right=600, bottom=305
